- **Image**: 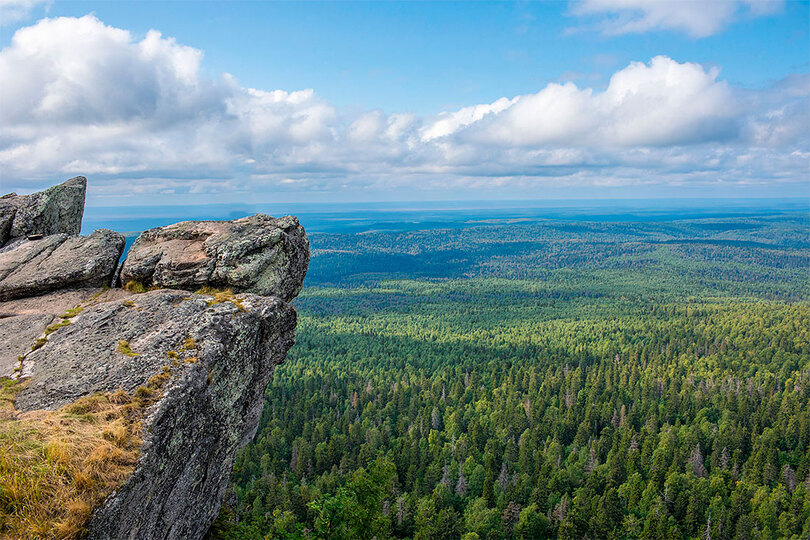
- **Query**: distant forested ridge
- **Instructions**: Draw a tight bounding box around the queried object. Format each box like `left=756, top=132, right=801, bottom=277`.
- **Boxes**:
left=211, top=212, right=810, bottom=540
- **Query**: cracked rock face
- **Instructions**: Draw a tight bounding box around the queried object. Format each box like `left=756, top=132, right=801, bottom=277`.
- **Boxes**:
left=14, top=289, right=297, bottom=539
left=119, top=214, right=309, bottom=302
left=0, top=197, right=17, bottom=246
left=2, top=176, right=87, bottom=243
left=0, top=229, right=124, bottom=301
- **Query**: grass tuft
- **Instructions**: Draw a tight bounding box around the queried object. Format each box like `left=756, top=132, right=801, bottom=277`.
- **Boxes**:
left=44, top=319, right=71, bottom=336
left=116, top=340, right=137, bottom=357
left=60, top=306, right=84, bottom=319
left=197, top=287, right=246, bottom=311
left=0, top=366, right=171, bottom=539
left=123, top=281, right=146, bottom=294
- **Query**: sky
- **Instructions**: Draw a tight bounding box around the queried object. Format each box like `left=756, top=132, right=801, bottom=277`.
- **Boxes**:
left=0, top=0, right=808, bottom=205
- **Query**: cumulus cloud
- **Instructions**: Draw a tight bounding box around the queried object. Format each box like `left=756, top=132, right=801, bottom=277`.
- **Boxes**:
left=436, top=56, right=738, bottom=147
left=0, top=15, right=806, bottom=197
left=570, top=0, right=784, bottom=38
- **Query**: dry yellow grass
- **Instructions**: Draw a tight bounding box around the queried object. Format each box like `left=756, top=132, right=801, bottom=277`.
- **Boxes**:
left=196, top=287, right=246, bottom=311
left=0, top=367, right=172, bottom=539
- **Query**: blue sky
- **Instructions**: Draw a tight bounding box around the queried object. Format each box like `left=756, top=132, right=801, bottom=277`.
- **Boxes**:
left=0, top=0, right=808, bottom=204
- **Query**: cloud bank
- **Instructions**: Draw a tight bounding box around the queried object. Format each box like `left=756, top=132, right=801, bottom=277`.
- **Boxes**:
left=0, top=15, right=807, bottom=197
left=570, top=0, right=785, bottom=38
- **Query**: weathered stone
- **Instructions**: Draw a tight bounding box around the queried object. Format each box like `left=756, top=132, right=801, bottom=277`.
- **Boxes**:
left=0, top=229, right=124, bottom=301
left=0, top=198, right=17, bottom=246
left=8, top=176, right=86, bottom=240
left=14, top=289, right=297, bottom=539
left=0, top=313, right=55, bottom=378
left=0, top=287, right=129, bottom=317
left=120, top=214, right=309, bottom=301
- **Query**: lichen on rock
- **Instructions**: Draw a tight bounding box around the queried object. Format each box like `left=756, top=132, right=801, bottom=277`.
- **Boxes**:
left=2, top=176, right=87, bottom=244
left=0, top=229, right=124, bottom=301
left=120, top=214, right=309, bottom=302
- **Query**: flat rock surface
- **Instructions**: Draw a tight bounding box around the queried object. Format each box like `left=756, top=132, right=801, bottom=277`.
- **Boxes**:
left=7, top=176, right=86, bottom=241
left=0, top=288, right=135, bottom=378
left=0, top=313, right=55, bottom=377
left=12, top=288, right=297, bottom=539
left=0, top=229, right=124, bottom=301
left=120, top=214, right=309, bottom=302
left=0, top=287, right=128, bottom=316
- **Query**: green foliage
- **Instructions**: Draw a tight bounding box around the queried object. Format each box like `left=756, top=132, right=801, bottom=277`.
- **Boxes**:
left=214, top=215, right=810, bottom=539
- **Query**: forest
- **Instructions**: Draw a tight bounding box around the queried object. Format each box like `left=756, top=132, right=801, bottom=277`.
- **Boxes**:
left=210, top=212, right=810, bottom=539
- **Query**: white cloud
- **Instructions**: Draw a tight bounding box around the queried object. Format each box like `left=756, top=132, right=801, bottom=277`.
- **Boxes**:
left=570, top=0, right=785, bottom=38
left=0, top=15, right=806, bottom=198
left=441, top=56, right=737, bottom=147
left=421, top=98, right=517, bottom=141
left=0, top=0, right=48, bottom=25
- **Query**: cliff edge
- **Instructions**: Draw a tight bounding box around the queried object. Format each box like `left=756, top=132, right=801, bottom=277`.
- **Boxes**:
left=0, top=178, right=309, bottom=539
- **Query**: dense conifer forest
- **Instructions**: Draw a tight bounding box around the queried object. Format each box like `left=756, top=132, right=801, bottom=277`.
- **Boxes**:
left=211, top=212, right=810, bottom=539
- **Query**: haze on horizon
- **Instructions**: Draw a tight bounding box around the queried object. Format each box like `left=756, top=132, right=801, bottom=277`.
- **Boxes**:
left=0, top=0, right=808, bottom=206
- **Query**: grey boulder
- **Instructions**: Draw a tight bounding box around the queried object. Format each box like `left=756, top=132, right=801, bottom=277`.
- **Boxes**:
left=120, top=214, right=309, bottom=301
left=4, top=176, right=87, bottom=242
left=13, top=289, right=297, bottom=539
left=0, top=229, right=124, bottom=301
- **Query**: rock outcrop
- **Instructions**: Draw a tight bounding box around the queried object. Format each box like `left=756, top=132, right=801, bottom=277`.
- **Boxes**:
left=119, top=214, right=309, bottom=301
left=1, top=176, right=86, bottom=244
left=0, top=177, right=309, bottom=539
left=0, top=229, right=124, bottom=301
left=13, top=289, right=296, bottom=539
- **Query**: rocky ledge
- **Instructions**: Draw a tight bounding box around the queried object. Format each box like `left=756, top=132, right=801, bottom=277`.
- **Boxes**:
left=120, top=214, right=309, bottom=302
left=0, top=230, right=124, bottom=301
left=0, top=178, right=309, bottom=539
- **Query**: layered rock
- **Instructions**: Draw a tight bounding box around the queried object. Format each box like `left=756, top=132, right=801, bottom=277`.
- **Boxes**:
left=0, top=229, right=124, bottom=301
left=1, top=176, right=86, bottom=245
left=120, top=214, right=309, bottom=302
